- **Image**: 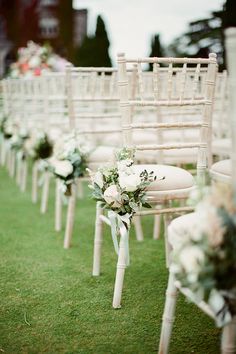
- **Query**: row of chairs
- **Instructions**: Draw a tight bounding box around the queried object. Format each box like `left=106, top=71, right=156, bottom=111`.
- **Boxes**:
left=0, top=46, right=234, bottom=352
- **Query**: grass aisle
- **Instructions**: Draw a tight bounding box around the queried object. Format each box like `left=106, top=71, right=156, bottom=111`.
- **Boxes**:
left=0, top=166, right=220, bottom=353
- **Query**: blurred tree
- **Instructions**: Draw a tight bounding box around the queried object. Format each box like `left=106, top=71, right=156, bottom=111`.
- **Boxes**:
left=167, top=3, right=226, bottom=70
left=148, top=34, right=165, bottom=70
left=222, top=0, right=236, bottom=28
left=75, top=15, right=112, bottom=67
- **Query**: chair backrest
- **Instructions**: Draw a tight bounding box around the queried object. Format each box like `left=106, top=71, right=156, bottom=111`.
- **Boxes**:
left=65, top=66, right=122, bottom=147
left=40, top=72, right=69, bottom=140
left=213, top=70, right=229, bottom=140
left=117, top=53, right=218, bottom=180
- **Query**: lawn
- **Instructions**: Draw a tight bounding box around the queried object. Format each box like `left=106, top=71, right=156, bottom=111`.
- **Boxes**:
left=0, top=165, right=220, bottom=353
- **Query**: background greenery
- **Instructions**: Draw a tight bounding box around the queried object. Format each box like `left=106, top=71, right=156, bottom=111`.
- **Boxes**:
left=0, top=166, right=220, bottom=353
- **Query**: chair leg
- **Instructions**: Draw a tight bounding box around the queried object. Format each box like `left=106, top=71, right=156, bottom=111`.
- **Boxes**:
left=153, top=214, right=161, bottom=240
left=20, top=158, right=28, bottom=192
left=133, top=215, right=144, bottom=241
left=64, top=184, right=76, bottom=249
left=158, top=272, right=178, bottom=354
left=92, top=202, right=104, bottom=276
left=7, top=148, right=12, bottom=174
left=77, top=179, right=84, bottom=199
left=32, top=161, right=38, bottom=203
left=0, top=140, right=5, bottom=166
left=221, top=316, right=236, bottom=354
left=55, top=179, right=62, bottom=232
left=112, top=231, right=129, bottom=309
left=164, top=213, right=172, bottom=268
left=10, top=151, right=16, bottom=177
left=16, top=156, right=22, bottom=186
left=40, top=171, right=50, bottom=214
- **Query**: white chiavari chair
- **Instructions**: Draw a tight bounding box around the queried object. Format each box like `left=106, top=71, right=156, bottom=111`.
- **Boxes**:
left=59, top=66, right=121, bottom=249
left=92, top=52, right=218, bottom=309
left=158, top=27, right=236, bottom=354
left=39, top=72, right=69, bottom=215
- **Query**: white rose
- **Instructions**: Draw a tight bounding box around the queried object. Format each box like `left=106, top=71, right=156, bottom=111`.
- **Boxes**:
left=179, top=246, right=205, bottom=274
left=54, top=160, right=73, bottom=178
left=103, top=185, right=122, bottom=208
left=93, top=171, right=103, bottom=188
left=119, top=173, right=141, bottom=192
left=28, top=56, right=41, bottom=68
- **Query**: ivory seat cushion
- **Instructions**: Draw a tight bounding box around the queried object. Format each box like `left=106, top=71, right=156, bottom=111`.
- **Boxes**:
left=133, top=164, right=195, bottom=201
left=210, top=159, right=231, bottom=183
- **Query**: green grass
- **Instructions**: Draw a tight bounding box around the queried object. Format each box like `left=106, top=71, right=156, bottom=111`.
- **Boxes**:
left=0, top=166, right=220, bottom=354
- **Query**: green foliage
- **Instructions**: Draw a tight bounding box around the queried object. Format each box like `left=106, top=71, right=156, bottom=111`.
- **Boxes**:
left=33, top=135, right=53, bottom=160
left=148, top=34, right=165, bottom=70
left=222, top=0, right=236, bottom=28
left=75, top=15, right=112, bottom=67
left=168, top=2, right=226, bottom=70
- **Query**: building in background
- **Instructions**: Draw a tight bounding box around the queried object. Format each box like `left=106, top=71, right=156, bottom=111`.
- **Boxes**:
left=0, top=0, right=87, bottom=76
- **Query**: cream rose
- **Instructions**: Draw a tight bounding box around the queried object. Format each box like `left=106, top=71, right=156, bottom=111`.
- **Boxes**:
left=103, top=185, right=122, bottom=208
left=54, top=160, right=73, bottom=178
left=119, top=173, right=142, bottom=192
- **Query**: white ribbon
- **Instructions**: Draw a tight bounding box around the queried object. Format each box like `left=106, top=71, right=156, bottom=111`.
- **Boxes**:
left=107, top=210, right=131, bottom=266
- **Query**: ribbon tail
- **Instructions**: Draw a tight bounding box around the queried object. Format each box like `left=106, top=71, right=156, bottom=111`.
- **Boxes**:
left=108, top=211, right=119, bottom=255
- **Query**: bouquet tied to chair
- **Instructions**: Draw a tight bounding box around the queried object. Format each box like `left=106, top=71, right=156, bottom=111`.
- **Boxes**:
left=88, top=148, right=162, bottom=264
left=48, top=134, right=89, bottom=196
left=171, top=183, right=236, bottom=327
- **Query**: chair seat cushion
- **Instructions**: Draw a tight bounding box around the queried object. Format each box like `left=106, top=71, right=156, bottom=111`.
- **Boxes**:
left=210, top=159, right=231, bottom=183
left=133, top=164, right=194, bottom=194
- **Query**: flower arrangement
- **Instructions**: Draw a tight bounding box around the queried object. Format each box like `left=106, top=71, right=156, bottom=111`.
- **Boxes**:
left=8, top=41, right=71, bottom=78
left=1, top=118, right=14, bottom=139
left=88, top=148, right=158, bottom=224
left=171, top=183, right=236, bottom=327
left=24, top=131, right=53, bottom=161
left=88, top=148, right=161, bottom=264
left=9, top=128, right=29, bottom=151
left=48, top=134, right=88, bottom=195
